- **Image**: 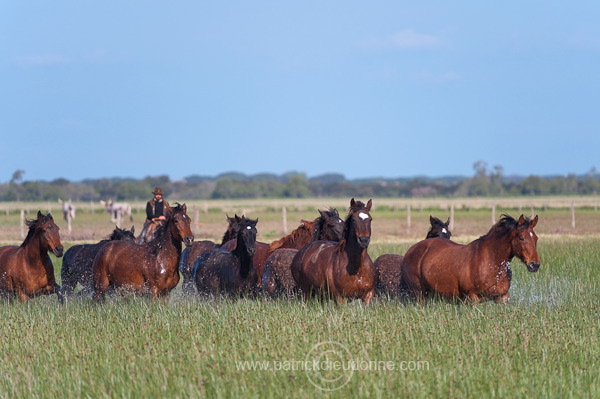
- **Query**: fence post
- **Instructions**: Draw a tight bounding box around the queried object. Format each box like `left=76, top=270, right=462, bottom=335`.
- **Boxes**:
left=571, top=201, right=575, bottom=229
left=406, top=204, right=411, bottom=234
left=20, top=209, right=25, bottom=239
left=491, top=204, right=496, bottom=225
left=449, top=203, right=455, bottom=232
left=282, top=206, right=288, bottom=235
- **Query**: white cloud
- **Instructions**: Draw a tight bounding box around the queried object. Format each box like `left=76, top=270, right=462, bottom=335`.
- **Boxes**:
left=359, top=29, right=444, bottom=50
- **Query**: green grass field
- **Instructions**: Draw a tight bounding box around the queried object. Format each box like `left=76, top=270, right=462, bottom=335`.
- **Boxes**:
left=0, top=236, right=598, bottom=398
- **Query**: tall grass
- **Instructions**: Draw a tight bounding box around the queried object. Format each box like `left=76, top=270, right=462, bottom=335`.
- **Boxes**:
left=0, top=238, right=598, bottom=398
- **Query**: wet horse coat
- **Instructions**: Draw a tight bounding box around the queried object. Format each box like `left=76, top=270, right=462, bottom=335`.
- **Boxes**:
left=0, top=211, right=64, bottom=302
left=400, top=214, right=540, bottom=303
left=92, top=204, right=193, bottom=301
left=291, top=199, right=377, bottom=304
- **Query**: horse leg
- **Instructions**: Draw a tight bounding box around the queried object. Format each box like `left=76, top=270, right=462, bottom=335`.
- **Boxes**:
left=16, top=288, right=29, bottom=303
left=466, top=292, right=483, bottom=304
left=333, top=294, right=347, bottom=306
left=494, top=293, right=510, bottom=304
left=361, top=289, right=375, bottom=305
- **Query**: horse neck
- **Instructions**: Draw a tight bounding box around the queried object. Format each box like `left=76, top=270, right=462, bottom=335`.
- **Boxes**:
left=341, top=223, right=369, bottom=274
left=154, top=222, right=182, bottom=256
left=477, top=231, right=514, bottom=267
left=21, top=230, right=48, bottom=265
left=269, top=222, right=314, bottom=253
left=232, top=235, right=254, bottom=276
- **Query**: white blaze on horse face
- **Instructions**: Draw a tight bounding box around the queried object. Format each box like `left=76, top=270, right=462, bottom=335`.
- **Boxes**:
left=358, top=212, right=369, bottom=220
left=247, top=226, right=252, bottom=230
left=442, top=228, right=447, bottom=234
left=530, top=232, right=533, bottom=237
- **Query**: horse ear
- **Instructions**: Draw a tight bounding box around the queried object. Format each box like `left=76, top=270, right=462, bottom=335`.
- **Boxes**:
left=531, top=215, right=538, bottom=228
left=318, top=209, right=326, bottom=218
left=37, top=210, right=44, bottom=219
left=131, top=226, right=135, bottom=234
left=235, top=214, right=242, bottom=223
left=430, top=215, right=435, bottom=224
left=366, top=199, right=372, bottom=212
left=350, top=198, right=356, bottom=207
left=446, top=217, right=450, bottom=226
left=517, top=214, right=526, bottom=225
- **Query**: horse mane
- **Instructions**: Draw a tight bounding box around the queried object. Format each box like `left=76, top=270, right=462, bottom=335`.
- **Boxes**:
left=483, top=214, right=530, bottom=239
left=108, top=226, right=134, bottom=241
left=221, top=214, right=240, bottom=245
left=268, top=220, right=315, bottom=253
left=314, top=208, right=339, bottom=239
left=21, top=213, right=52, bottom=247
left=147, top=203, right=185, bottom=253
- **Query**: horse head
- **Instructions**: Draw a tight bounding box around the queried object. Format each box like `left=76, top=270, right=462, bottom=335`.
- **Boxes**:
left=510, top=214, right=540, bottom=272
left=34, top=211, right=64, bottom=257
left=427, top=215, right=451, bottom=239
left=234, top=215, right=258, bottom=258
left=346, top=198, right=373, bottom=249
left=109, top=225, right=136, bottom=242
left=222, top=214, right=244, bottom=244
left=318, top=208, right=345, bottom=241
left=171, top=203, right=194, bottom=247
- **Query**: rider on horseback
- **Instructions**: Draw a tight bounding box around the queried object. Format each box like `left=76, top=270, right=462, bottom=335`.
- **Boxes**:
left=138, top=187, right=172, bottom=243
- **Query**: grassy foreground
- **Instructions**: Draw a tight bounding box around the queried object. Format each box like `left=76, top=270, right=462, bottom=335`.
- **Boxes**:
left=0, top=237, right=598, bottom=398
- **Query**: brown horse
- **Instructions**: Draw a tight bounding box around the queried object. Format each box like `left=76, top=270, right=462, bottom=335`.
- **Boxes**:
left=261, top=208, right=345, bottom=297
left=193, top=216, right=258, bottom=296
left=92, top=204, right=193, bottom=301
left=61, top=226, right=136, bottom=297
left=179, top=214, right=243, bottom=294
left=0, top=211, right=64, bottom=302
left=291, top=199, right=377, bottom=304
left=400, top=214, right=540, bottom=304
left=374, top=215, right=451, bottom=297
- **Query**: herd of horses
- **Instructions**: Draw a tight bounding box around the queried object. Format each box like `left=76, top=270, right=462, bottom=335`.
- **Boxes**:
left=0, top=198, right=541, bottom=305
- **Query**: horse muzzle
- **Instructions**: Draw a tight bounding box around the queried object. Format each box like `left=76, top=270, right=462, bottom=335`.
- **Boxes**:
left=527, top=262, right=540, bottom=272
left=184, top=236, right=194, bottom=247
left=52, top=246, right=64, bottom=257
left=358, top=236, right=370, bottom=249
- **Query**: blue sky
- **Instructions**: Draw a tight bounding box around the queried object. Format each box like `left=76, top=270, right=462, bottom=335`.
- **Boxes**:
left=1, top=1, right=599, bottom=182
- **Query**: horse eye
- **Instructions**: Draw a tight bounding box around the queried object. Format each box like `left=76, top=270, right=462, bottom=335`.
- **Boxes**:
left=519, top=236, right=525, bottom=241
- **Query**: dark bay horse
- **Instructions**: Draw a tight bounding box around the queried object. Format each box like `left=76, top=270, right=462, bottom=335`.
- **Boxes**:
left=374, top=215, right=451, bottom=297
left=92, top=204, right=193, bottom=301
left=400, top=214, right=540, bottom=304
left=261, top=208, right=345, bottom=297
left=179, top=214, right=243, bottom=294
left=193, top=216, right=258, bottom=296
left=220, top=225, right=269, bottom=287
left=0, top=211, right=64, bottom=302
left=291, top=199, right=377, bottom=304
left=61, top=226, right=136, bottom=297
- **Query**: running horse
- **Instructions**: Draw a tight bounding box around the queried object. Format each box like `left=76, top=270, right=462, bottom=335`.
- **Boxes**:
left=92, top=203, right=193, bottom=301
left=400, top=214, right=540, bottom=304
left=178, top=214, right=244, bottom=294
left=374, top=215, right=451, bottom=297
left=0, top=211, right=64, bottom=302
left=261, top=208, right=345, bottom=296
left=291, top=199, right=377, bottom=304
left=193, top=216, right=258, bottom=296
left=61, top=226, right=136, bottom=297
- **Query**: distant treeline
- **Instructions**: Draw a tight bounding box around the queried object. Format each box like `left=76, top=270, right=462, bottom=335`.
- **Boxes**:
left=2, top=165, right=600, bottom=202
